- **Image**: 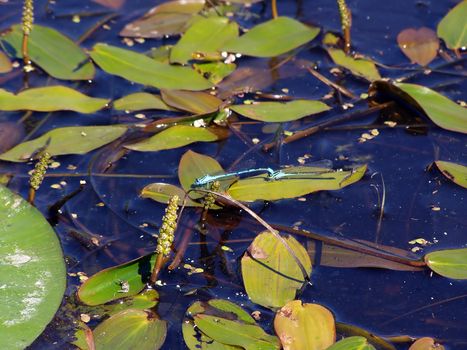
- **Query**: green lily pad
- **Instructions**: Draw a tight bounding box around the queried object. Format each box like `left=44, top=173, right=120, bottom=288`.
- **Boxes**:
left=326, top=336, right=375, bottom=350
left=120, top=0, right=205, bottom=38
left=161, top=89, right=223, bottom=114
left=274, top=301, right=335, bottom=350
left=90, top=43, right=213, bottom=91
left=1, top=24, right=94, bottom=80
left=193, top=61, right=236, bottom=84
left=78, top=253, right=157, bottom=306
left=0, top=50, right=12, bottom=73
left=141, top=183, right=203, bottom=207
left=125, top=125, right=220, bottom=152
left=93, top=309, right=167, bottom=350
left=327, top=48, right=381, bottom=81
left=227, top=164, right=367, bottom=202
left=170, top=16, right=238, bottom=64
left=0, top=125, right=128, bottom=162
left=424, top=248, right=467, bottom=279
left=434, top=160, right=467, bottom=188
left=242, top=231, right=312, bottom=309
left=393, top=82, right=467, bottom=134
left=230, top=100, right=330, bottom=122
left=437, top=0, right=467, bottom=50
left=222, top=17, right=320, bottom=57
left=113, top=92, right=172, bottom=112
left=0, top=86, right=109, bottom=113
left=0, top=185, right=66, bottom=350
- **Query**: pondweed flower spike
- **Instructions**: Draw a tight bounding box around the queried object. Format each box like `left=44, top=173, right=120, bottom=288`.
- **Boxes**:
left=201, top=181, right=220, bottom=222
left=28, top=151, right=51, bottom=204
left=150, top=195, right=179, bottom=284
left=337, top=0, right=352, bottom=53
left=22, top=0, right=34, bottom=67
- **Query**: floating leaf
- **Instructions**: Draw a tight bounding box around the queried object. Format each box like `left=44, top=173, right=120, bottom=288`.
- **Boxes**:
left=0, top=185, right=66, bottom=349
left=125, top=125, right=220, bottom=152
left=425, top=248, right=467, bottom=279
left=335, top=322, right=396, bottom=350
left=193, top=61, right=236, bottom=84
left=90, top=43, right=213, bottom=91
left=93, top=309, right=166, bottom=350
left=230, top=100, right=330, bottom=122
left=222, top=17, right=320, bottom=57
left=1, top=24, right=94, bottom=80
left=228, top=165, right=367, bottom=202
left=113, top=92, right=172, bottom=111
left=397, top=27, right=439, bottom=66
left=78, top=253, right=156, bottom=306
left=0, top=50, right=12, bottom=73
left=71, top=322, right=94, bottom=350
left=242, top=231, right=312, bottom=309
left=120, top=0, right=205, bottom=38
left=161, top=89, right=223, bottom=114
left=141, top=183, right=203, bottom=207
left=92, top=0, right=125, bottom=9
left=434, top=160, right=467, bottom=188
left=0, top=86, right=109, bottom=113
left=326, top=336, right=375, bottom=350
left=170, top=17, right=238, bottom=64
left=409, top=337, right=445, bottom=350
left=0, top=125, right=127, bottom=162
left=274, top=300, right=335, bottom=350
left=437, top=0, right=467, bottom=50
left=100, top=289, right=160, bottom=317
left=327, top=48, right=381, bottom=81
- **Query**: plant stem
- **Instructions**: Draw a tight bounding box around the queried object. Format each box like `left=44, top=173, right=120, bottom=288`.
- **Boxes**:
left=271, top=0, right=278, bottom=19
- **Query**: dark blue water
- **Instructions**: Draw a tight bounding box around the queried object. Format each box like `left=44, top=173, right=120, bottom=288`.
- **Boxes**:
left=0, top=0, right=466, bottom=349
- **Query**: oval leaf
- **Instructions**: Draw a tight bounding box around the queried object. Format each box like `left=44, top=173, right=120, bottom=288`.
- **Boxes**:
left=141, top=183, right=203, bottom=207
left=434, top=160, right=467, bottom=188
left=178, top=150, right=225, bottom=192
left=125, top=125, right=219, bottom=152
left=193, top=62, right=236, bottom=84
left=90, top=43, right=213, bottom=91
left=0, top=185, right=66, bottom=349
left=170, top=16, right=238, bottom=64
left=222, top=17, right=320, bottom=57
left=327, top=48, right=381, bottom=81
left=93, top=309, right=166, bottom=350
left=274, top=301, right=335, bottom=350
left=409, top=337, right=445, bottom=350
left=78, top=253, right=156, bottom=306
left=230, top=100, right=330, bottom=122
left=437, top=0, right=467, bottom=50
left=161, top=89, right=223, bottom=114
left=0, top=86, right=109, bottom=113
left=242, top=231, right=312, bottom=309
left=113, top=92, right=172, bottom=112
left=424, top=248, right=467, bottom=279
left=397, top=27, right=439, bottom=66
left=227, top=165, right=367, bottom=202
left=1, top=24, right=94, bottom=80
left=0, top=125, right=127, bottom=162
left=326, top=336, right=375, bottom=350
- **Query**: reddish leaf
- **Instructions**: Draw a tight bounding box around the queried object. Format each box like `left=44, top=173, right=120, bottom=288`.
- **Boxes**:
left=397, top=27, right=439, bottom=66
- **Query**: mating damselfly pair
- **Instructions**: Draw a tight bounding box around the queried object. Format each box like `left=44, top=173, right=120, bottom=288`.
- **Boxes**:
left=192, top=164, right=342, bottom=187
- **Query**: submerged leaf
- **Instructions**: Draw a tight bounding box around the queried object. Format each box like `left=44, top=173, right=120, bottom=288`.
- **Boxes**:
left=78, top=253, right=156, bottom=306
left=242, top=231, right=312, bottom=309
left=113, top=92, right=172, bottom=111
left=0, top=185, right=66, bottom=349
left=397, top=27, right=439, bottom=66
left=92, top=0, right=125, bottom=9
left=274, top=300, right=335, bottom=350
left=90, top=43, right=213, bottom=91
left=434, top=160, right=467, bottom=188
left=425, top=248, right=467, bottom=279
left=228, top=165, right=367, bottom=202
left=93, top=309, right=166, bottom=350
left=141, top=183, right=203, bottom=207
left=230, top=100, right=330, bottom=122
left=326, top=336, right=375, bottom=350
left=170, top=17, right=238, bottom=64
left=0, top=125, right=127, bottom=162
left=120, top=0, right=205, bottom=38
left=0, top=86, right=109, bottom=113
left=161, top=89, right=223, bottom=114
left=327, top=48, right=381, bottom=81
left=437, top=0, right=467, bottom=50
left=1, top=24, right=94, bottom=80
left=222, top=17, right=320, bottom=57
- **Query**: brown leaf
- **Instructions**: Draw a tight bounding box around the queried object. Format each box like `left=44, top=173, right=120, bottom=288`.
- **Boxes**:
left=92, top=0, right=125, bottom=9
left=409, top=337, right=445, bottom=350
left=397, top=27, right=439, bottom=66
left=0, top=122, right=24, bottom=153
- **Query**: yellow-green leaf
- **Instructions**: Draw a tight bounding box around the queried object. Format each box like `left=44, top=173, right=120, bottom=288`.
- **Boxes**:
left=274, top=301, right=335, bottom=350
left=141, top=183, right=203, bottom=207
left=326, top=336, right=375, bottom=350
left=113, top=92, right=172, bottom=112
left=327, top=48, right=381, bottom=81
left=230, top=100, right=330, bottom=122
left=0, top=125, right=127, bottom=162
left=161, top=89, right=223, bottom=114
left=0, top=86, right=109, bottom=113
left=0, top=50, right=12, bottom=73
left=437, top=0, right=467, bottom=50
left=434, top=160, right=467, bottom=188
left=425, top=248, right=467, bottom=279
left=193, top=62, right=236, bottom=84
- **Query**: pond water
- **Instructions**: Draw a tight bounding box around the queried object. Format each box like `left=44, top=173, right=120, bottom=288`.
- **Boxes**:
left=0, top=0, right=466, bottom=349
